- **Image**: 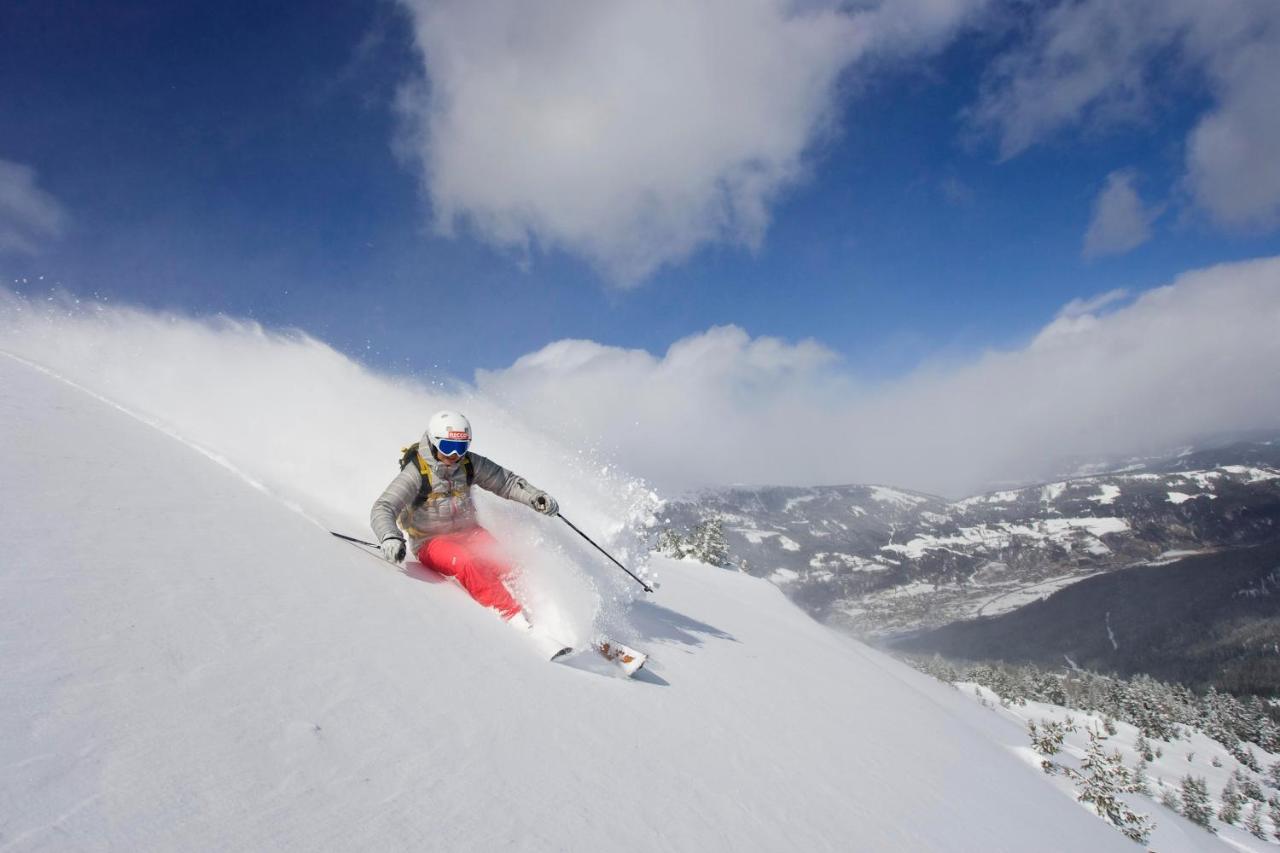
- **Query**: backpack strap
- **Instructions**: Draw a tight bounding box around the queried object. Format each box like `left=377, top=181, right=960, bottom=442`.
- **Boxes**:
left=400, top=442, right=474, bottom=508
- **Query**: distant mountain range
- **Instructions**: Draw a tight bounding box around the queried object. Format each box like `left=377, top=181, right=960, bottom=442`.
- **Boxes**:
left=656, top=438, right=1280, bottom=657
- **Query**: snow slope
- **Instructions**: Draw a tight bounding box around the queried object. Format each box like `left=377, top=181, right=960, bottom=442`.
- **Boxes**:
left=0, top=349, right=1220, bottom=851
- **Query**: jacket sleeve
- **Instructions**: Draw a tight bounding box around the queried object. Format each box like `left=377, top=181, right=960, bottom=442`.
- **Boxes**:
left=370, top=465, right=421, bottom=542
left=469, top=453, right=543, bottom=508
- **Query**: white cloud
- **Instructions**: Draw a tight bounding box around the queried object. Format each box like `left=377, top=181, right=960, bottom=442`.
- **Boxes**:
left=479, top=256, right=1280, bottom=497
left=1184, top=34, right=1280, bottom=229
left=0, top=159, right=66, bottom=255
left=394, top=0, right=990, bottom=285
left=2, top=256, right=1276, bottom=501
left=1057, top=288, right=1130, bottom=319
left=1082, top=170, right=1157, bottom=258
left=969, top=0, right=1280, bottom=231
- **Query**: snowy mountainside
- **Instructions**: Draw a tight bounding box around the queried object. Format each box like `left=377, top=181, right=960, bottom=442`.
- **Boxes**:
left=657, top=446, right=1280, bottom=637
left=945, top=680, right=1280, bottom=851
left=0, top=353, right=1172, bottom=851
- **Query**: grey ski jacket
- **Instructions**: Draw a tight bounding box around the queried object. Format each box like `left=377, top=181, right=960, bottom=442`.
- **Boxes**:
left=370, top=450, right=546, bottom=551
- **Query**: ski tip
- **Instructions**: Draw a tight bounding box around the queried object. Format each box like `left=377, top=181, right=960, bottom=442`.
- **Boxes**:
left=550, top=646, right=574, bottom=662
left=597, top=641, right=648, bottom=677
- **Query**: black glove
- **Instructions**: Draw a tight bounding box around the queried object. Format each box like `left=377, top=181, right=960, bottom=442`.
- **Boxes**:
left=381, top=536, right=407, bottom=563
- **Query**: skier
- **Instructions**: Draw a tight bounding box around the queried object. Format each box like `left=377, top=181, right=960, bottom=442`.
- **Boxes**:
left=370, top=410, right=559, bottom=629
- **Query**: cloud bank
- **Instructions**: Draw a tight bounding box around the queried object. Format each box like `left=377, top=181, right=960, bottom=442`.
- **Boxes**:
left=478, top=255, right=1280, bottom=497
left=5, top=256, right=1275, bottom=502
left=394, top=0, right=989, bottom=285
left=0, top=158, right=66, bottom=255
left=971, top=0, right=1280, bottom=231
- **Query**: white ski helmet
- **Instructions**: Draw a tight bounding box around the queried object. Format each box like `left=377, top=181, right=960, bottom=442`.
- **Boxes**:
left=424, top=410, right=473, bottom=457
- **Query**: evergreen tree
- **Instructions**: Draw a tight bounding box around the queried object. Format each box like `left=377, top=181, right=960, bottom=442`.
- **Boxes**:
left=657, top=529, right=692, bottom=559
left=1159, top=782, right=1181, bottom=812
left=1218, top=778, right=1242, bottom=825
left=1134, top=734, right=1154, bottom=762
left=1070, top=728, right=1153, bottom=844
left=1180, top=775, right=1214, bottom=831
left=1269, top=760, right=1280, bottom=789
left=689, top=515, right=730, bottom=567
left=1028, top=718, right=1074, bottom=774
left=1235, top=768, right=1264, bottom=802
left=1270, top=797, right=1280, bottom=842
left=1132, top=757, right=1152, bottom=797
left=1245, top=802, right=1265, bottom=839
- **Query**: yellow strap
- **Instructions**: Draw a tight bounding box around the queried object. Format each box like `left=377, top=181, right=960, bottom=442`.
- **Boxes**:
left=415, top=449, right=433, bottom=486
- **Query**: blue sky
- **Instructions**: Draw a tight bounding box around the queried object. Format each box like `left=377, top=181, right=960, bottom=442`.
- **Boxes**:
left=3, top=1, right=1280, bottom=493
left=3, top=0, right=1275, bottom=377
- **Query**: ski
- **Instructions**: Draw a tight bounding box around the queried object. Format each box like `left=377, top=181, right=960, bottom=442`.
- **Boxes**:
left=595, top=640, right=647, bottom=677
left=549, top=639, right=647, bottom=678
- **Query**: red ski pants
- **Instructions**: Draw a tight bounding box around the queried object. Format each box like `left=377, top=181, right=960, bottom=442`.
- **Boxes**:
left=417, top=527, right=522, bottom=619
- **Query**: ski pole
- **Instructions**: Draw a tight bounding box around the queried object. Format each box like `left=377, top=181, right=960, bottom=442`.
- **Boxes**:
left=557, top=514, right=654, bottom=594
left=330, top=530, right=380, bottom=549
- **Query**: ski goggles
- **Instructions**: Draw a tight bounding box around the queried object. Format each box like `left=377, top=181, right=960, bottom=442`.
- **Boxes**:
left=436, top=438, right=470, bottom=457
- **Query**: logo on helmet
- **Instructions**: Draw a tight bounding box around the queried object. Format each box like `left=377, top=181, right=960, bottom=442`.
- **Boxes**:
left=447, top=430, right=470, bottom=440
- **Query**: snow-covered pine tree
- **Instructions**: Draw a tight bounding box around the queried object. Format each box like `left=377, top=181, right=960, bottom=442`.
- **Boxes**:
left=1133, top=757, right=1152, bottom=797
left=1245, top=802, right=1265, bottom=839
left=1270, top=796, right=1280, bottom=842
left=1269, top=760, right=1280, bottom=789
left=656, top=529, right=692, bottom=560
left=1235, top=768, right=1264, bottom=803
left=1218, top=777, right=1242, bottom=825
left=1134, top=733, right=1154, bottom=762
left=1028, top=719, right=1074, bottom=774
left=1180, top=775, right=1214, bottom=831
left=689, top=515, right=729, bottom=568
left=1159, top=782, right=1181, bottom=812
left=1071, top=728, right=1153, bottom=844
